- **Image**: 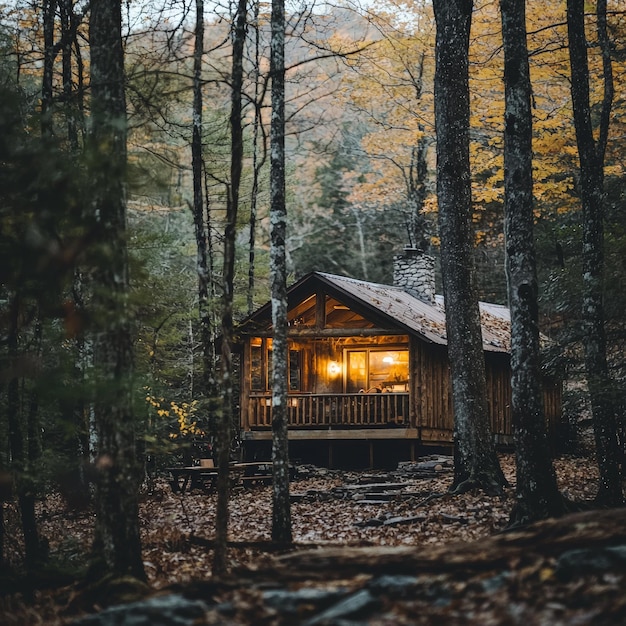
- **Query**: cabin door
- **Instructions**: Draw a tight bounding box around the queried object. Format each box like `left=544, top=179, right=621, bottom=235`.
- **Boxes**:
left=345, top=350, right=367, bottom=393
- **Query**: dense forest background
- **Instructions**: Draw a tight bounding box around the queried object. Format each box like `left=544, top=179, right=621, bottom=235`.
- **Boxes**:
left=1, top=0, right=626, bottom=584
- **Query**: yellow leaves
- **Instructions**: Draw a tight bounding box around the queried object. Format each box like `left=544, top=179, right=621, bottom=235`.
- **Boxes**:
left=325, top=32, right=364, bottom=58
left=146, top=395, right=205, bottom=439
left=146, top=395, right=162, bottom=409
left=422, top=195, right=438, bottom=215
left=474, top=230, right=487, bottom=247
left=334, top=19, right=437, bottom=210
left=473, top=183, right=503, bottom=206
left=296, top=0, right=626, bottom=244
left=536, top=116, right=567, bottom=133
left=539, top=566, right=555, bottom=582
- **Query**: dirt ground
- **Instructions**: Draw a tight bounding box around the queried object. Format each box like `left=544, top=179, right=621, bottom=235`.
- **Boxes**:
left=3, top=453, right=626, bottom=624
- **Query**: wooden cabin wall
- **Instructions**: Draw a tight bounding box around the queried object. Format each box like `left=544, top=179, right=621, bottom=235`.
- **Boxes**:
left=312, top=338, right=342, bottom=393
left=484, top=356, right=564, bottom=441
left=543, top=379, right=563, bottom=440
left=484, top=356, right=513, bottom=437
left=411, top=343, right=525, bottom=442
left=411, top=338, right=454, bottom=440
left=240, top=341, right=249, bottom=431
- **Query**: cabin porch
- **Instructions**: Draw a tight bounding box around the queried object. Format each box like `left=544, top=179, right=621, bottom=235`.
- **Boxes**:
left=245, top=392, right=411, bottom=429
left=241, top=391, right=438, bottom=468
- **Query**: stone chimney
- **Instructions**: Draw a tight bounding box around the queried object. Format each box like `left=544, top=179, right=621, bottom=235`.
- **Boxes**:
left=393, top=246, right=436, bottom=305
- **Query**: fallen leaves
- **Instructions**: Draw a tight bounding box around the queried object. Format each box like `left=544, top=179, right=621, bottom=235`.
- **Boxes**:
left=0, top=452, right=611, bottom=625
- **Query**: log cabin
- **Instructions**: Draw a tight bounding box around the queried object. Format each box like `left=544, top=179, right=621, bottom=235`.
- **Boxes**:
left=236, top=248, right=562, bottom=468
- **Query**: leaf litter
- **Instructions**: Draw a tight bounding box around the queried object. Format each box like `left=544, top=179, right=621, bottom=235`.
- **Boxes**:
left=4, top=453, right=626, bottom=625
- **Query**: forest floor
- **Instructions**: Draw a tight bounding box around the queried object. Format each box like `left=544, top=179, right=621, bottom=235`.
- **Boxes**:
left=3, top=452, right=626, bottom=624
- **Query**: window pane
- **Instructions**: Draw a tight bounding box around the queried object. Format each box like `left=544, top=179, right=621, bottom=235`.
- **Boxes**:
left=346, top=351, right=367, bottom=393
left=371, top=350, right=409, bottom=391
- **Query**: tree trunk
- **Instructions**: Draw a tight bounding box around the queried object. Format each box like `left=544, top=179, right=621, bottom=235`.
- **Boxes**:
left=270, top=0, right=292, bottom=543
left=89, top=0, right=145, bottom=580
left=191, top=0, right=214, bottom=406
left=566, top=0, right=622, bottom=506
left=190, top=0, right=220, bottom=445
left=60, top=0, right=80, bottom=148
left=500, top=0, right=563, bottom=524
left=41, top=0, right=56, bottom=135
left=64, top=0, right=89, bottom=498
left=213, top=0, right=248, bottom=575
left=406, top=52, right=430, bottom=252
left=433, top=0, right=506, bottom=496
left=407, top=133, right=430, bottom=252
left=247, top=0, right=265, bottom=316
left=7, top=297, right=45, bottom=568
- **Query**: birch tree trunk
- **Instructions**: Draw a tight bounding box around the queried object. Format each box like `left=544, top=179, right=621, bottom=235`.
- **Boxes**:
left=89, top=0, right=145, bottom=579
left=270, top=0, right=292, bottom=543
left=566, top=0, right=622, bottom=506
left=433, top=0, right=506, bottom=495
left=500, top=0, right=563, bottom=524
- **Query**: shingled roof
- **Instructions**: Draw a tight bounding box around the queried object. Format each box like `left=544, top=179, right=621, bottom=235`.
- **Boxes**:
left=240, top=271, right=512, bottom=354
left=316, top=272, right=511, bottom=353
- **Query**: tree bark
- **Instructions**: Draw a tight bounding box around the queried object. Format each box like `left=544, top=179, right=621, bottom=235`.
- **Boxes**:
left=247, top=1, right=266, bottom=315
left=407, top=52, right=430, bottom=252
left=190, top=0, right=214, bottom=405
left=433, top=0, right=506, bottom=496
left=270, top=0, right=292, bottom=543
left=190, top=0, right=220, bottom=447
left=60, top=0, right=81, bottom=148
left=566, top=0, right=622, bottom=506
left=41, top=0, right=57, bottom=135
left=64, top=0, right=89, bottom=495
left=89, top=0, right=145, bottom=580
left=7, top=297, right=45, bottom=568
left=500, top=0, right=563, bottom=524
left=213, top=0, right=248, bottom=575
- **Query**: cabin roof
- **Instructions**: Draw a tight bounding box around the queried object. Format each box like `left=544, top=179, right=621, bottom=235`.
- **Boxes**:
left=239, top=271, right=511, bottom=353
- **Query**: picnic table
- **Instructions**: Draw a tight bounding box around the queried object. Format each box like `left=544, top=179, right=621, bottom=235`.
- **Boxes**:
left=166, top=465, right=219, bottom=493
left=166, top=461, right=277, bottom=494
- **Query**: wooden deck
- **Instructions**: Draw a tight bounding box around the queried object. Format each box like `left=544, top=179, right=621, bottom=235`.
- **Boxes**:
left=242, top=428, right=419, bottom=441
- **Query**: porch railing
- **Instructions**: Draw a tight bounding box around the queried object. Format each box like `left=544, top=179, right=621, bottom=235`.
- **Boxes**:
left=247, top=393, right=410, bottom=428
